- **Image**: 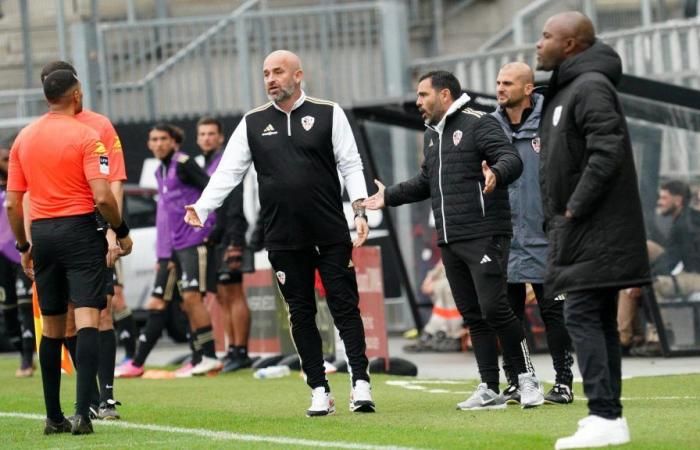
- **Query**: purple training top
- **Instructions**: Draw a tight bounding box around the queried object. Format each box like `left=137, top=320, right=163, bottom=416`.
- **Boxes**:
left=155, top=151, right=213, bottom=251
left=0, top=190, right=20, bottom=264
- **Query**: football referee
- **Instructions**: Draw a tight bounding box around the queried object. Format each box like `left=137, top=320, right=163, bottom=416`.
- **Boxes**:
left=186, top=50, right=374, bottom=417
left=6, top=70, right=132, bottom=435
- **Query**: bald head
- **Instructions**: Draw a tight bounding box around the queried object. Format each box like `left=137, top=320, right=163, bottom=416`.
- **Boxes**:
left=263, top=50, right=304, bottom=105
left=500, top=62, right=534, bottom=84
left=496, top=62, right=534, bottom=110
left=536, top=11, right=596, bottom=71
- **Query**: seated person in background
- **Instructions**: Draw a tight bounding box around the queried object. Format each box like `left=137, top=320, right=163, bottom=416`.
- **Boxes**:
left=404, top=260, right=465, bottom=353
left=618, top=180, right=700, bottom=354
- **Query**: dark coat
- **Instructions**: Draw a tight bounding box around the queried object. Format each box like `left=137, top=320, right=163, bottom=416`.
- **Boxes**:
left=539, top=41, right=651, bottom=297
left=492, top=93, right=547, bottom=283
left=385, top=94, right=522, bottom=245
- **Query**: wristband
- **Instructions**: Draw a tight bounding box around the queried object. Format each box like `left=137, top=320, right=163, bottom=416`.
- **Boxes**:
left=114, top=220, right=130, bottom=239
left=15, top=241, right=30, bottom=253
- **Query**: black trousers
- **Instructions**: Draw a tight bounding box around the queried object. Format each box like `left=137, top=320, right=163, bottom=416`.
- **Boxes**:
left=268, top=241, right=369, bottom=390
left=565, top=288, right=622, bottom=419
left=441, top=236, right=532, bottom=388
left=506, top=283, right=574, bottom=386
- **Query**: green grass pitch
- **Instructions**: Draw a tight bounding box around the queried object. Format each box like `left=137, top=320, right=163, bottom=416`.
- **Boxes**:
left=0, top=357, right=698, bottom=449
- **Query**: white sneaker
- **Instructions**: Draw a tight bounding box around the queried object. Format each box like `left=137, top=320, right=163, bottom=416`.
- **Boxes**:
left=518, top=372, right=544, bottom=408
left=191, top=356, right=223, bottom=376
left=349, top=380, right=375, bottom=413
left=306, top=387, right=335, bottom=417
left=555, top=416, right=630, bottom=449
left=456, top=383, right=506, bottom=410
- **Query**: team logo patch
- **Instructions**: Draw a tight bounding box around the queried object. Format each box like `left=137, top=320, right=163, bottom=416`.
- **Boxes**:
left=553, top=105, right=563, bottom=127
left=531, top=137, right=541, bottom=154
left=301, top=115, right=315, bottom=131
left=429, top=138, right=434, bottom=147
left=99, top=155, right=109, bottom=174
left=452, top=130, right=462, bottom=146
left=93, top=141, right=107, bottom=155
left=262, top=124, right=277, bottom=136
left=276, top=271, right=286, bottom=285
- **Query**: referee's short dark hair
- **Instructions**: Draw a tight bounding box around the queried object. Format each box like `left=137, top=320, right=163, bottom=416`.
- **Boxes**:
left=419, top=70, right=462, bottom=101
left=43, top=70, right=79, bottom=103
left=661, top=179, right=691, bottom=206
left=41, top=60, right=77, bottom=83
left=197, top=116, right=223, bottom=135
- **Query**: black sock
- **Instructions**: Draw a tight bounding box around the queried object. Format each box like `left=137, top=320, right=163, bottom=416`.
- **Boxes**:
left=98, top=330, right=117, bottom=402
left=190, top=332, right=202, bottom=365
left=114, top=310, right=137, bottom=359
left=236, top=345, right=248, bottom=359
left=39, top=336, right=64, bottom=422
left=76, top=327, right=100, bottom=419
left=195, top=326, right=216, bottom=358
left=18, top=303, right=35, bottom=368
left=133, top=310, right=165, bottom=367
left=64, top=335, right=77, bottom=368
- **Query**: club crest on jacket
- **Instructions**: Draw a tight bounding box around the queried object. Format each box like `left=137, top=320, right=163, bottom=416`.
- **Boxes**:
left=453, top=130, right=462, bottom=145
left=302, top=115, right=315, bottom=131
left=531, top=137, right=541, bottom=154
left=276, top=271, right=286, bottom=285
left=553, top=105, right=562, bottom=126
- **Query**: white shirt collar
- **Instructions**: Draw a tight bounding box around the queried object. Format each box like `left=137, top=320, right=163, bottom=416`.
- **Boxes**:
left=273, top=90, right=307, bottom=113
left=431, top=93, right=471, bottom=134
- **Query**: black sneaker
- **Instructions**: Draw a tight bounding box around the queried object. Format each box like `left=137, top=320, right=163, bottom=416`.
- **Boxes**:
left=70, top=414, right=94, bottom=435
left=544, top=384, right=574, bottom=404
left=97, top=399, right=121, bottom=420
left=222, top=356, right=253, bottom=373
left=502, top=384, right=520, bottom=405
left=44, top=416, right=72, bottom=435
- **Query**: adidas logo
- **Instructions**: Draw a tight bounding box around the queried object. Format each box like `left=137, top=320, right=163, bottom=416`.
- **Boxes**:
left=119, top=330, right=131, bottom=339
left=189, top=279, right=199, bottom=287
left=554, top=294, right=567, bottom=301
left=153, top=286, right=163, bottom=295
left=139, top=334, right=147, bottom=343
left=479, top=255, right=492, bottom=264
left=22, top=329, right=33, bottom=339
left=348, top=259, right=354, bottom=268
left=429, top=138, right=434, bottom=147
left=262, top=124, right=278, bottom=136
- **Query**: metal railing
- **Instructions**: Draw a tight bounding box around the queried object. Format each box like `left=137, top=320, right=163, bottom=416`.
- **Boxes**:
left=95, top=1, right=396, bottom=122
left=412, top=16, right=700, bottom=95
left=481, top=0, right=690, bottom=51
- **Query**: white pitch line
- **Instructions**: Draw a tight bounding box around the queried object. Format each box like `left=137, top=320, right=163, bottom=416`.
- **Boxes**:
left=0, top=412, right=426, bottom=450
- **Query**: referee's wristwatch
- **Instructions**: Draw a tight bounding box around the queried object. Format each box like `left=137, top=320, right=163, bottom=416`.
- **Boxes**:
left=15, top=241, right=30, bottom=253
left=354, top=212, right=368, bottom=221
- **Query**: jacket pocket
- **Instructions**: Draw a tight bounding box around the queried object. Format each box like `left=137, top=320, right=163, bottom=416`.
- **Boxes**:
left=549, top=214, right=591, bottom=266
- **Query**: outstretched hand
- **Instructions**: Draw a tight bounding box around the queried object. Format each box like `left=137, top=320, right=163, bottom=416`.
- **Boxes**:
left=184, top=205, right=203, bottom=227
left=362, top=180, right=386, bottom=210
left=481, top=161, right=496, bottom=194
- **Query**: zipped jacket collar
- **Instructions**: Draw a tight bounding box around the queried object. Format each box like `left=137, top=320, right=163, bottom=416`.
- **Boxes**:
left=427, top=93, right=471, bottom=134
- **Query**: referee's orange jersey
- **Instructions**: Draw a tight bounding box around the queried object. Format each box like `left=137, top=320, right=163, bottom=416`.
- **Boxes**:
left=7, top=112, right=108, bottom=220
left=75, top=109, right=127, bottom=182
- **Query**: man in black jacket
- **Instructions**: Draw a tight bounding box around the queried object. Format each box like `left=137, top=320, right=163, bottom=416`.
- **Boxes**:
left=364, top=71, right=546, bottom=410
left=536, top=12, right=651, bottom=449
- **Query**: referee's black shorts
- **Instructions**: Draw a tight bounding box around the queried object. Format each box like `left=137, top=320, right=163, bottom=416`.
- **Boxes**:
left=31, top=213, right=108, bottom=315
